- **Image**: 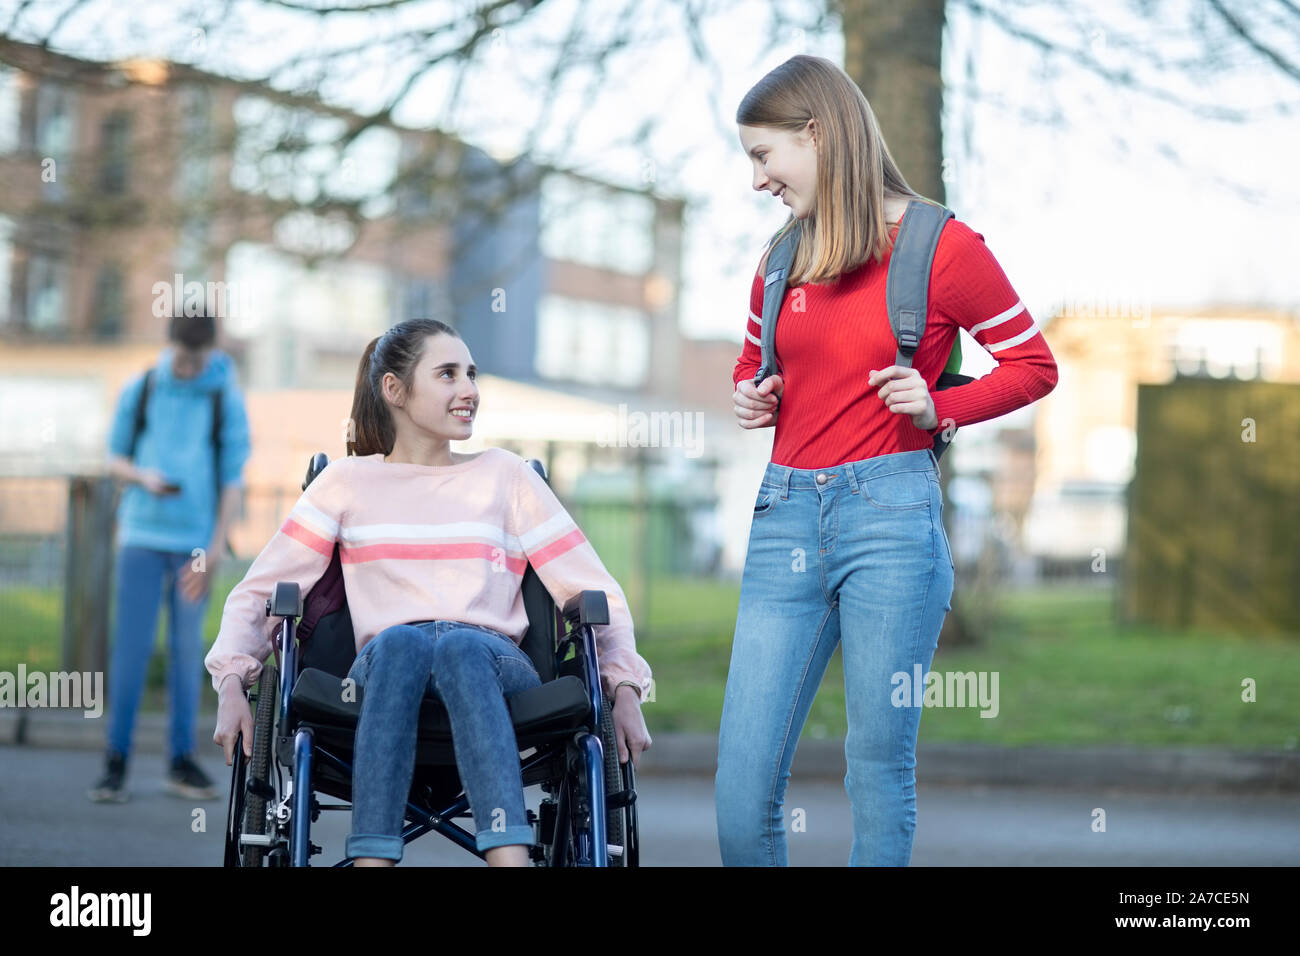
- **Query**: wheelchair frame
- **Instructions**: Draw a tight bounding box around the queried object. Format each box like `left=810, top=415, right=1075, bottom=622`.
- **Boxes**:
left=222, top=456, right=639, bottom=867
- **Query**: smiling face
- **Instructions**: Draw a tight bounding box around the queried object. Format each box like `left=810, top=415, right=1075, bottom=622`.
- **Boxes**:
left=381, top=332, right=478, bottom=444
left=739, top=121, right=819, bottom=219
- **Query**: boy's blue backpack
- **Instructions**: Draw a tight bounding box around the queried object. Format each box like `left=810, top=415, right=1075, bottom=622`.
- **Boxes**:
left=753, top=198, right=974, bottom=461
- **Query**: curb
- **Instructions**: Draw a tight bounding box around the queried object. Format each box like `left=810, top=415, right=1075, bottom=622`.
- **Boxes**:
left=4, top=708, right=1298, bottom=793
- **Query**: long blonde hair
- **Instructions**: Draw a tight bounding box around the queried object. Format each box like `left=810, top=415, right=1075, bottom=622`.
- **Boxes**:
left=737, top=54, right=934, bottom=285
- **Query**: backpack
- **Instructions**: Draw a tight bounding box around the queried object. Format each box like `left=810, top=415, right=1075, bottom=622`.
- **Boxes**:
left=127, top=366, right=233, bottom=558
left=754, top=198, right=975, bottom=461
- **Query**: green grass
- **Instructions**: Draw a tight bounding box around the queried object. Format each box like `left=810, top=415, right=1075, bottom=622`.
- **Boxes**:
left=0, top=586, right=65, bottom=673
left=4, top=576, right=1297, bottom=750
left=635, top=579, right=1300, bottom=750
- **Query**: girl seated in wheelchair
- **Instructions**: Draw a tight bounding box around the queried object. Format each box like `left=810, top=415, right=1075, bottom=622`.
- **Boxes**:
left=206, top=318, right=653, bottom=867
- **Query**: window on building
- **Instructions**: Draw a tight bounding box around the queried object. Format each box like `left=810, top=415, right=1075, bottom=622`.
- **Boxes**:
left=34, top=82, right=73, bottom=201
left=230, top=94, right=345, bottom=205
left=99, top=111, right=131, bottom=194
left=230, top=93, right=400, bottom=215
left=25, top=252, right=67, bottom=334
left=92, top=265, right=125, bottom=339
left=399, top=276, right=447, bottom=322
left=536, top=295, right=649, bottom=387
left=540, top=173, right=655, bottom=274
left=176, top=216, right=209, bottom=276
left=176, top=84, right=211, bottom=201
left=396, top=136, right=435, bottom=222
left=0, top=215, right=12, bottom=328
left=0, top=67, right=20, bottom=153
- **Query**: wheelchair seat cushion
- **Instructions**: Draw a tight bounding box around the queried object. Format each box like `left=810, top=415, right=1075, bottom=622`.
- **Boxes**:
left=290, top=667, right=591, bottom=739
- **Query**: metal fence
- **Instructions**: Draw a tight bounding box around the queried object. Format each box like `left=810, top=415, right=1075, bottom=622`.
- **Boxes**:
left=0, top=469, right=715, bottom=684
left=0, top=476, right=69, bottom=675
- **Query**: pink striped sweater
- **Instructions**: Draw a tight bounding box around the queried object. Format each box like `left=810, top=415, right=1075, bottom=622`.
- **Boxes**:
left=204, top=448, right=653, bottom=703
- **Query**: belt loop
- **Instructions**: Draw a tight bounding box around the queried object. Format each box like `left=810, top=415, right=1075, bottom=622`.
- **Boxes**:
left=845, top=462, right=861, bottom=495
left=781, top=467, right=792, bottom=500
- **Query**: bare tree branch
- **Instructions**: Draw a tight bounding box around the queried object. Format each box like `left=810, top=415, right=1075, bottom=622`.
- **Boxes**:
left=956, top=0, right=1298, bottom=122
left=1207, top=0, right=1300, bottom=84
left=260, top=0, right=456, bottom=13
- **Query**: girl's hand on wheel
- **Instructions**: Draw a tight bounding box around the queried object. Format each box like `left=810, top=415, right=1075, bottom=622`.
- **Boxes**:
left=214, top=680, right=254, bottom=765
left=611, top=687, right=651, bottom=769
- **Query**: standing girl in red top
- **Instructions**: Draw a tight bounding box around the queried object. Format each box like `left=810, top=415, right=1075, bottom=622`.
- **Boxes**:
left=719, top=55, right=1057, bottom=866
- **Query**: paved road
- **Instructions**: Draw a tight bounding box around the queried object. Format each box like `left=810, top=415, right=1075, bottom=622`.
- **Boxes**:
left=2, top=745, right=1297, bottom=866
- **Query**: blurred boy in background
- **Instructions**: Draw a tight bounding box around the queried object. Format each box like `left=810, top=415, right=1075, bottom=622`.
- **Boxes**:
left=88, top=310, right=250, bottom=802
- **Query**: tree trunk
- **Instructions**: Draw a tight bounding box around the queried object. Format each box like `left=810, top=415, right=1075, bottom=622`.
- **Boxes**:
left=841, top=0, right=975, bottom=647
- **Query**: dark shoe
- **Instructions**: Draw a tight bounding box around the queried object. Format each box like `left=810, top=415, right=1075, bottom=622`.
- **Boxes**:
left=87, top=751, right=129, bottom=803
left=166, top=754, right=219, bottom=800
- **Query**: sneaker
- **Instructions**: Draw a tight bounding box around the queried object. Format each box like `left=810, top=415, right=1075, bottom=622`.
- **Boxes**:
left=166, top=754, right=219, bottom=800
left=87, top=751, right=129, bottom=803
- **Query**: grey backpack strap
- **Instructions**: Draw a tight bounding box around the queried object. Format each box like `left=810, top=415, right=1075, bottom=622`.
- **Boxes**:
left=886, top=199, right=953, bottom=369
left=753, top=220, right=802, bottom=386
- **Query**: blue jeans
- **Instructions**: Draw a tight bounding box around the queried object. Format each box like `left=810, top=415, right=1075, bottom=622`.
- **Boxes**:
left=344, top=621, right=543, bottom=861
left=106, top=546, right=210, bottom=762
left=716, top=449, right=955, bottom=866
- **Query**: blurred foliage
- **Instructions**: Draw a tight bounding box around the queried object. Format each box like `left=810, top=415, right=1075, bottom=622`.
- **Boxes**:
left=1122, top=379, right=1300, bottom=636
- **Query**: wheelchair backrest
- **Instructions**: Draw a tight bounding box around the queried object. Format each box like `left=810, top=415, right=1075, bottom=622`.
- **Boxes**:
left=294, top=454, right=559, bottom=683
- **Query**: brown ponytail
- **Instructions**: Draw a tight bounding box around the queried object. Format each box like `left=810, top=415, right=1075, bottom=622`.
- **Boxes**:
left=347, top=319, right=461, bottom=457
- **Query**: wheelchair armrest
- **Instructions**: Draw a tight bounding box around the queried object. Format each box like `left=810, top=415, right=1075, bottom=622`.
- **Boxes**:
left=265, top=581, right=303, bottom=619
left=562, top=590, right=609, bottom=628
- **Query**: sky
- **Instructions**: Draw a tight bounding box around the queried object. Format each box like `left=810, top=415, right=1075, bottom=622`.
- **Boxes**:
left=4, top=0, right=1298, bottom=366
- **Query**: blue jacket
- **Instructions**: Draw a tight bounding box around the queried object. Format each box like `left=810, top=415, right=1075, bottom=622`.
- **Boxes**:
left=107, top=348, right=251, bottom=554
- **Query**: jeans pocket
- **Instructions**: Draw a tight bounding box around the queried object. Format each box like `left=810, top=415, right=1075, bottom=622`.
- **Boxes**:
left=753, top=490, right=778, bottom=517
left=862, top=471, right=930, bottom=511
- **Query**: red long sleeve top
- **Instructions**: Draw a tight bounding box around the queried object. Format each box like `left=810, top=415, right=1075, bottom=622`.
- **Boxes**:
left=732, top=212, right=1059, bottom=469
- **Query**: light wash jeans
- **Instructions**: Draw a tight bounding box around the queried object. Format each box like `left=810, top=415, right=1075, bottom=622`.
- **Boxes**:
left=344, top=620, right=542, bottom=861
left=106, top=546, right=209, bottom=762
left=716, top=449, right=955, bottom=866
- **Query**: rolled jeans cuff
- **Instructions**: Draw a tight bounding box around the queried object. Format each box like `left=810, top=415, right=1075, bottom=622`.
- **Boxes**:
left=347, top=833, right=405, bottom=862
left=476, top=825, right=535, bottom=853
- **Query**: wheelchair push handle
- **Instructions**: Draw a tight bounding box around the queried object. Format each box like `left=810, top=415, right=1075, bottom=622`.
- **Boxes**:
left=562, top=590, right=609, bottom=628
left=302, top=452, right=330, bottom=491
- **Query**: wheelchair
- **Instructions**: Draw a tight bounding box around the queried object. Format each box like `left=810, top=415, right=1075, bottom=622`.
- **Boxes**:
left=223, top=453, right=639, bottom=867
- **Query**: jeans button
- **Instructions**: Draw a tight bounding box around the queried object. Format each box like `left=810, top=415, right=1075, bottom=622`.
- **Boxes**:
left=815, top=473, right=829, bottom=485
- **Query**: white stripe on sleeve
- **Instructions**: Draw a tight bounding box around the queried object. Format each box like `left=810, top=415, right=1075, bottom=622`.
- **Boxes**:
left=985, top=322, right=1042, bottom=353
left=968, top=300, right=1025, bottom=336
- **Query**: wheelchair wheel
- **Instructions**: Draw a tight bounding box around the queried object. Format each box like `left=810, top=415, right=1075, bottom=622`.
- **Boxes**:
left=599, top=694, right=628, bottom=866
left=241, top=664, right=280, bottom=867
left=545, top=694, right=636, bottom=867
